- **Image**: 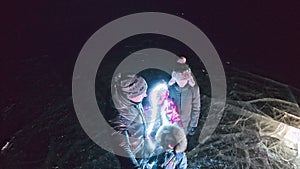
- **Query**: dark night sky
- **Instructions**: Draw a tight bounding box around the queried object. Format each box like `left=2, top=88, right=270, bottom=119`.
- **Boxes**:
left=3, top=0, right=300, bottom=98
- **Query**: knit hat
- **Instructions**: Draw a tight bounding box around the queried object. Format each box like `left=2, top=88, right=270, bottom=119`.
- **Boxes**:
left=114, top=73, right=148, bottom=99
left=168, top=57, right=195, bottom=87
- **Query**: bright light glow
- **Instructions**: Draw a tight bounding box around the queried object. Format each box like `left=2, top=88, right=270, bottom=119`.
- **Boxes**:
left=284, top=126, right=300, bottom=148
left=270, top=123, right=300, bottom=157
left=147, top=138, right=155, bottom=151
left=1, top=142, right=9, bottom=151
left=150, top=83, right=168, bottom=102
left=146, top=83, right=169, bottom=136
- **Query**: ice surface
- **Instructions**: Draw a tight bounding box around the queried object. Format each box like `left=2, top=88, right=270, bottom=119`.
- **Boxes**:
left=1, top=67, right=300, bottom=169
left=187, top=67, right=300, bottom=169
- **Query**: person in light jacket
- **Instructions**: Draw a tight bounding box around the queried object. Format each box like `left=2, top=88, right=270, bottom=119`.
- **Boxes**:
left=144, top=82, right=183, bottom=139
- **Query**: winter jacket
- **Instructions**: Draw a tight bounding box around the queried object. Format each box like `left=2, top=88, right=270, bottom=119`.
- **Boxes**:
left=143, top=125, right=188, bottom=169
left=108, top=87, right=147, bottom=169
left=168, top=83, right=201, bottom=133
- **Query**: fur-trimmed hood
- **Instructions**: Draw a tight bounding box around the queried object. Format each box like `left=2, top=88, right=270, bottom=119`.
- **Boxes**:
left=155, top=125, right=187, bottom=153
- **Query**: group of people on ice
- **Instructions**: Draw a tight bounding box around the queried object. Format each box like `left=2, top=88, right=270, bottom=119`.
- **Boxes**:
left=107, top=56, right=201, bottom=169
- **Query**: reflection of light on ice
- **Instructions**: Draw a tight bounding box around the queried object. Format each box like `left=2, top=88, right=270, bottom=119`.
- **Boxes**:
left=273, top=124, right=300, bottom=157
left=280, top=125, right=300, bottom=167
left=235, top=107, right=300, bottom=165
left=285, top=127, right=300, bottom=154
left=1, top=142, right=9, bottom=151
left=277, top=124, right=300, bottom=157
left=260, top=121, right=300, bottom=164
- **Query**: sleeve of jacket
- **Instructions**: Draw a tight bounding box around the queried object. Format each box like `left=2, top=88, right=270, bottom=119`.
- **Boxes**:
left=169, top=99, right=183, bottom=127
left=109, top=116, right=141, bottom=169
left=190, top=85, right=201, bottom=127
left=177, top=153, right=188, bottom=169
left=121, top=131, right=141, bottom=168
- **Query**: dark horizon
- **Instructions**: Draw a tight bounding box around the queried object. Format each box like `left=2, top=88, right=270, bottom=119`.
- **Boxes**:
left=3, top=0, right=300, bottom=93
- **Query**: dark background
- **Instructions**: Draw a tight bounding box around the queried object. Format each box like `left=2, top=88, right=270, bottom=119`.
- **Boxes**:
left=4, top=0, right=300, bottom=90
left=2, top=0, right=299, bottom=148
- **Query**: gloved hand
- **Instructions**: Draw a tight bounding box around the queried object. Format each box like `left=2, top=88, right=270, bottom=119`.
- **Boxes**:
left=187, top=127, right=196, bottom=136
